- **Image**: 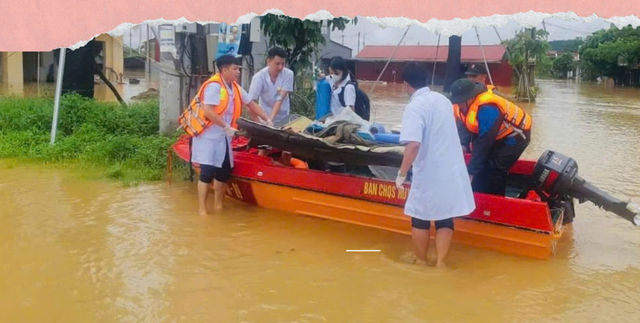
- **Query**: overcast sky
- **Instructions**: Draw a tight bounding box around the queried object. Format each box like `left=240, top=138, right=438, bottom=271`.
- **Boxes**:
left=330, top=17, right=612, bottom=54
left=123, top=17, right=612, bottom=55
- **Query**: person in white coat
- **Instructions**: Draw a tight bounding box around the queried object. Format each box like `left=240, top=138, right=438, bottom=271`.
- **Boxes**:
left=248, top=47, right=295, bottom=124
left=396, top=62, right=476, bottom=268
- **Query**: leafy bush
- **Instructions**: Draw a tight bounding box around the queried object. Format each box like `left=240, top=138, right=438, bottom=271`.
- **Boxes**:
left=0, top=94, right=185, bottom=183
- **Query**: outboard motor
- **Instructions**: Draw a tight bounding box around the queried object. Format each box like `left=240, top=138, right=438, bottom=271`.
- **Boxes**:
left=532, top=150, right=639, bottom=225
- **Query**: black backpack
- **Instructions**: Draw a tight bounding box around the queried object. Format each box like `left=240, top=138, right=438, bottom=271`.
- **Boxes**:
left=338, top=81, right=371, bottom=121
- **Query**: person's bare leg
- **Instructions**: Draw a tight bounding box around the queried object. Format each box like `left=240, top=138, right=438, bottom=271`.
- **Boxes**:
left=212, top=180, right=227, bottom=211
left=411, top=227, right=430, bottom=265
left=197, top=180, right=210, bottom=216
left=435, top=228, right=453, bottom=268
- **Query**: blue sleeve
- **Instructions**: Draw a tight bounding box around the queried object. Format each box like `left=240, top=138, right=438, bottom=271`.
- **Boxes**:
left=477, top=105, right=500, bottom=136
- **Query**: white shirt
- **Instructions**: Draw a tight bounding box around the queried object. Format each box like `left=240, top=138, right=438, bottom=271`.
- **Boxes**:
left=327, top=74, right=356, bottom=116
left=248, top=67, right=294, bottom=123
left=399, top=87, right=476, bottom=221
left=191, top=80, right=251, bottom=168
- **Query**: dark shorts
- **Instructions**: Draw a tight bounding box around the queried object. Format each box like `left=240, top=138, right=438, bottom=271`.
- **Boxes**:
left=198, top=141, right=232, bottom=184
left=411, top=217, right=455, bottom=231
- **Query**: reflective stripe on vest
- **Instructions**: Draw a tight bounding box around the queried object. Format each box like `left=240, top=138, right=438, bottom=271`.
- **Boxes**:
left=177, top=74, right=243, bottom=137
left=453, top=91, right=532, bottom=140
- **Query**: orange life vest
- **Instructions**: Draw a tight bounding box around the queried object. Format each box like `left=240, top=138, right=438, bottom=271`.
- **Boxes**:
left=453, top=90, right=532, bottom=140
left=178, top=73, right=243, bottom=137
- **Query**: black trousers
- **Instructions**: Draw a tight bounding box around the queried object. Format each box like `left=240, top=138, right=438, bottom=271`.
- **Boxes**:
left=472, top=133, right=530, bottom=196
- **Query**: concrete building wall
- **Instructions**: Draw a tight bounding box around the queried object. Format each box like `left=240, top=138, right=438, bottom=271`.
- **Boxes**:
left=96, top=34, right=125, bottom=83
left=1, top=52, right=24, bottom=94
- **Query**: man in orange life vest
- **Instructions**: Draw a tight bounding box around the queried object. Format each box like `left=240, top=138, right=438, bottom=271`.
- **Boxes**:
left=181, top=55, right=272, bottom=215
left=449, top=78, right=532, bottom=196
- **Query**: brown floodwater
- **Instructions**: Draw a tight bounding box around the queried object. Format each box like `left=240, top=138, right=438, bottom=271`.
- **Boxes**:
left=2, top=79, right=640, bottom=322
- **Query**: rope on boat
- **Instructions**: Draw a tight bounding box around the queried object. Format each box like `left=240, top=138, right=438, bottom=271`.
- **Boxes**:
left=431, top=35, right=441, bottom=86
left=368, top=25, right=412, bottom=123
left=474, top=27, right=495, bottom=87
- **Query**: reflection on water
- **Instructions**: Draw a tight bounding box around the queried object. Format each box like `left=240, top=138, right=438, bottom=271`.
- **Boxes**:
left=1, top=79, right=640, bottom=322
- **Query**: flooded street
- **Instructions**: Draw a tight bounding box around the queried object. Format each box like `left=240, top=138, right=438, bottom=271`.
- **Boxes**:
left=2, top=79, right=640, bottom=322
left=0, top=70, right=157, bottom=103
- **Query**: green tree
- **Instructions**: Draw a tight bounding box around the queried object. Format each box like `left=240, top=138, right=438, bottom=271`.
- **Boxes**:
left=260, top=14, right=357, bottom=74
left=549, top=38, right=584, bottom=52
left=502, top=28, right=551, bottom=101
left=552, top=53, right=575, bottom=78
left=579, top=25, right=640, bottom=82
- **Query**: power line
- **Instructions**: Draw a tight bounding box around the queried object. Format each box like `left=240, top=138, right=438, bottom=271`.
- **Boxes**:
left=543, top=22, right=597, bottom=36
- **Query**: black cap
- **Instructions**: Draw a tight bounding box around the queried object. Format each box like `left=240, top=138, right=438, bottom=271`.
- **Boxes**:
left=465, top=64, right=488, bottom=76
left=448, top=78, right=485, bottom=104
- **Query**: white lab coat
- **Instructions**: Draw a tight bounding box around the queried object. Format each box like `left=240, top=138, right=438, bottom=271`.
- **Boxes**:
left=399, top=87, right=476, bottom=221
left=191, top=81, right=251, bottom=168
left=248, top=67, right=295, bottom=123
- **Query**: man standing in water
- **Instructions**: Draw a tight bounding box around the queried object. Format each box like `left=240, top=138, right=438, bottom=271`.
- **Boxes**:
left=396, top=63, right=476, bottom=268
left=248, top=47, right=295, bottom=124
left=186, top=55, right=272, bottom=215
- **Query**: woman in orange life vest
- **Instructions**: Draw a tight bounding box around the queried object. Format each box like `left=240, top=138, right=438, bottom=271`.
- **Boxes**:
left=180, top=55, right=273, bottom=216
left=449, top=78, right=532, bottom=196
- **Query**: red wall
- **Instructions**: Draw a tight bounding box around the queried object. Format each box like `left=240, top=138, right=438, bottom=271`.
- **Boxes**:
left=487, top=61, right=514, bottom=87
left=354, top=61, right=406, bottom=84
left=354, top=60, right=513, bottom=87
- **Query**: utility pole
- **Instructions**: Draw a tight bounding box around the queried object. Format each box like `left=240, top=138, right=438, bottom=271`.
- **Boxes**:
left=50, top=48, right=66, bottom=144
left=192, top=24, right=208, bottom=92
left=145, top=24, right=150, bottom=80
left=158, top=24, right=182, bottom=134
left=529, top=27, right=536, bottom=88
left=342, top=34, right=344, bottom=45
left=357, top=32, right=360, bottom=53
left=138, top=25, right=142, bottom=55
left=444, top=35, right=461, bottom=93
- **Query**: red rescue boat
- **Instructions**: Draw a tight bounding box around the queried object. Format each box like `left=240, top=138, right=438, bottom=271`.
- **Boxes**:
left=170, top=118, right=638, bottom=260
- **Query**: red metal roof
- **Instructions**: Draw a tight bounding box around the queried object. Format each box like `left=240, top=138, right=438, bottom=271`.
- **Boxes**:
left=355, top=45, right=507, bottom=63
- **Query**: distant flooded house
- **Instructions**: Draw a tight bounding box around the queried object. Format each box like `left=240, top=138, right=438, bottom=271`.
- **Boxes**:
left=546, top=50, right=582, bottom=80
left=0, top=34, right=125, bottom=94
left=350, top=44, right=514, bottom=87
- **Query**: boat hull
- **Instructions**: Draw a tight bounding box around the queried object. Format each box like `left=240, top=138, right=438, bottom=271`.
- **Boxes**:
left=226, top=177, right=559, bottom=259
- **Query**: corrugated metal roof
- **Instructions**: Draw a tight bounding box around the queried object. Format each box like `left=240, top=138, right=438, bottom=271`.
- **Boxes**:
left=355, top=45, right=507, bottom=63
